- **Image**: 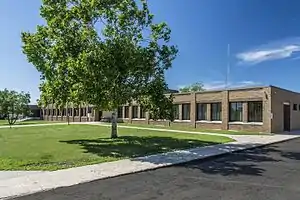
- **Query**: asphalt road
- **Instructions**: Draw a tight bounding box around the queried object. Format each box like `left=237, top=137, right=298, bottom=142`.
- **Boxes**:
left=14, top=138, right=300, bottom=200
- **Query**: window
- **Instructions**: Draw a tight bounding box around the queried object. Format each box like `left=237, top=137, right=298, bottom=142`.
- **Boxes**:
left=293, top=104, right=297, bottom=111
left=124, top=106, right=129, bottom=118
left=132, top=106, right=138, bottom=118
left=196, top=103, right=207, bottom=121
left=173, top=104, right=179, bottom=120
left=248, top=101, right=263, bottom=122
left=182, top=103, right=190, bottom=120
left=211, top=103, right=222, bottom=121
left=229, top=102, right=243, bottom=122
left=299, top=104, right=300, bottom=111
left=140, top=107, right=146, bottom=118
left=82, top=108, right=86, bottom=116
left=117, top=106, right=123, bottom=118
left=68, top=108, right=72, bottom=116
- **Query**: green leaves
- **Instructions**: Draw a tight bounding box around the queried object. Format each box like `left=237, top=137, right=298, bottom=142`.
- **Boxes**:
left=179, top=82, right=205, bottom=93
left=0, top=89, right=31, bottom=126
left=22, top=0, right=178, bottom=121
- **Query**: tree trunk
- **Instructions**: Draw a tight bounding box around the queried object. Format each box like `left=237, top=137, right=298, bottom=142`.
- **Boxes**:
left=111, top=111, right=118, bottom=139
left=67, top=114, right=70, bottom=125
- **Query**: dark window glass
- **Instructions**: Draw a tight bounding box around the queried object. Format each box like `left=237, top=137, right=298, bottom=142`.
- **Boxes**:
left=229, top=102, right=243, bottom=122
left=196, top=103, right=207, bottom=120
left=298, top=104, right=300, bottom=111
left=132, top=106, right=138, bottom=118
left=124, top=106, right=129, bottom=118
left=62, top=109, right=66, bottom=116
left=173, top=104, right=179, bottom=120
left=140, top=107, right=146, bottom=118
left=117, top=106, right=123, bottom=118
left=182, top=103, right=191, bottom=120
left=248, top=101, right=263, bottom=122
left=211, top=103, right=222, bottom=121
left=293, top=104, right=297, bottom=111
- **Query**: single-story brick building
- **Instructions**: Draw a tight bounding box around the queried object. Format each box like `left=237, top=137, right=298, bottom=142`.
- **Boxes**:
left=41, top=85, right=300, bottom=133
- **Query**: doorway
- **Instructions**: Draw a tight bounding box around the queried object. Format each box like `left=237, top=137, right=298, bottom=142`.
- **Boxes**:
left=283, top=104, right=291, bottom=132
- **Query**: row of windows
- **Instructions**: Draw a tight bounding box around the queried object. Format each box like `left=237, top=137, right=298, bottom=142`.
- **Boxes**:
left=44, top=107, right=92, bottom=116
left=117, top=101, right=263, bottom=123
left=118, top=106, right=146, bottom=119
left=175, top=101, right=263, bottom=122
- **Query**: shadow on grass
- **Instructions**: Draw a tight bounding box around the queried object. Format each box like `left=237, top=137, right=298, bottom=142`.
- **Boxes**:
left=60, top=136, right=221, bottom=159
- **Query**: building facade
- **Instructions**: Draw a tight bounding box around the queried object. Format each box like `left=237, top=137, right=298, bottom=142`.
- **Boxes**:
left=41, top=85, right=300, bottom=133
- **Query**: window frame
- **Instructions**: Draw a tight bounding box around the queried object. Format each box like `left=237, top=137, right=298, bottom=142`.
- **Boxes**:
left=139, top=107, right=146, bottom=119
left=132, top=106, right=138, bottom=118
left=211, top=102, right=222, bottom=121
left=229, top=102, right=243, bottom=122
left=124, top=106, right=129, bottom=118
left=182, top=103, right=191, bottom=120
left=196, top=103, right=207, bottom=121
left=173, top=104, right=180, bottom=120
left=248, top=101, right=263, bottom=122
left=293, top=104, right=297, bottom=111
left=117, top=106, right=123, bottom=118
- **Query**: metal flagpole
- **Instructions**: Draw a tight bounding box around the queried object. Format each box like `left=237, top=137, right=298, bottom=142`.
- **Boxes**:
left=225, top=44, right=230, bottom=89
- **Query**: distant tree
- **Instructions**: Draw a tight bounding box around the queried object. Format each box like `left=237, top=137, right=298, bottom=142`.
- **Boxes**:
left=21, top=0, right=178, bottom=138
left=0, top=89, right=31, bottom=128
left=179, top=82, right=205, bottom=93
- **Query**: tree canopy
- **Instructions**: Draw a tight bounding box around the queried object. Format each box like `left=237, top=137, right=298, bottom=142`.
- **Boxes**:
left=0, top=89, right=31, bottom=127
left=22, top=0, right=178, bottom=137
left=179, top=82, right=205, bottom=93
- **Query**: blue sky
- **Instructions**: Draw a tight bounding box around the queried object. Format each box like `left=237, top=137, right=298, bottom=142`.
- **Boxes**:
left=1, top=0, right=300, bottom=103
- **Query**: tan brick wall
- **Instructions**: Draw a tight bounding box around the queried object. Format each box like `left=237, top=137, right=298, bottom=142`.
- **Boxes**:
left=196, top=122, right=222, bottom=130
left=228, top=124, right=264, bottom=132
left=195, top=91, right=223, bottom=102
left=271, top=86, right=300, bottom=133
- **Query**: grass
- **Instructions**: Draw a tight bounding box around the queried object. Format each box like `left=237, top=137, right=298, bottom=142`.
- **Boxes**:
left=0, top=124, right=233, bottom=171
left=0, top=119, right=63, bottom=126
left=116, top=122, right=267, bottom=135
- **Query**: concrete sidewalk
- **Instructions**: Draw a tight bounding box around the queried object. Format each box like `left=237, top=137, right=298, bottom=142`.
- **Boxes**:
left=0, top=131, right=299, bottom=200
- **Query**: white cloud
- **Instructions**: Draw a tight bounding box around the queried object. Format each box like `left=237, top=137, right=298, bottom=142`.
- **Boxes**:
left=236, top=37, right=300, bottom=64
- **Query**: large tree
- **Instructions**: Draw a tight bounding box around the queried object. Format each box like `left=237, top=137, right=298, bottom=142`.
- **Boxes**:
left=179, top=82, right=205, bottom=93
left=0, top=89, right=31, bottom=127
left=22, top=0, right=178, bottom=138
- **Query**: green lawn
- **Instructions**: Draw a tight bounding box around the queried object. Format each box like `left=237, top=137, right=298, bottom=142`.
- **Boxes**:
left=0, top=125, right=233, bottom=171
left=116, top=122, right=267, bottom=135
left=0, top=119, right=63, bottom=126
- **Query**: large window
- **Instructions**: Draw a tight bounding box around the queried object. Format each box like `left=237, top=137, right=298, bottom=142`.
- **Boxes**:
left=211, top=103, right=222, bottom=121
left=173, top=104, right=179, bottom=120
left=248, top=101, right=263, bottom=122
left=140, top=107, right=146, bottom=119
left=117, top=106, right=123, bottom=118
left=124, top=106, right=129, bottom=118
left=182, top=103, right=190, bottom=120
left=132, top=106, right=138, bottom=118
left=230, top=102, right=243, bottom=122
left=196, top=103, right=207, bottom=120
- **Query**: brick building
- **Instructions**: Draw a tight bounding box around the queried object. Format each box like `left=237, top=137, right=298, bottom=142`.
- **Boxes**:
left=41, top=85, right=300, bottom=133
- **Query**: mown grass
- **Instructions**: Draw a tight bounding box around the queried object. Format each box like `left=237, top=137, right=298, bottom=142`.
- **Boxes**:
left=0, top=124, right=233, bottom=171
